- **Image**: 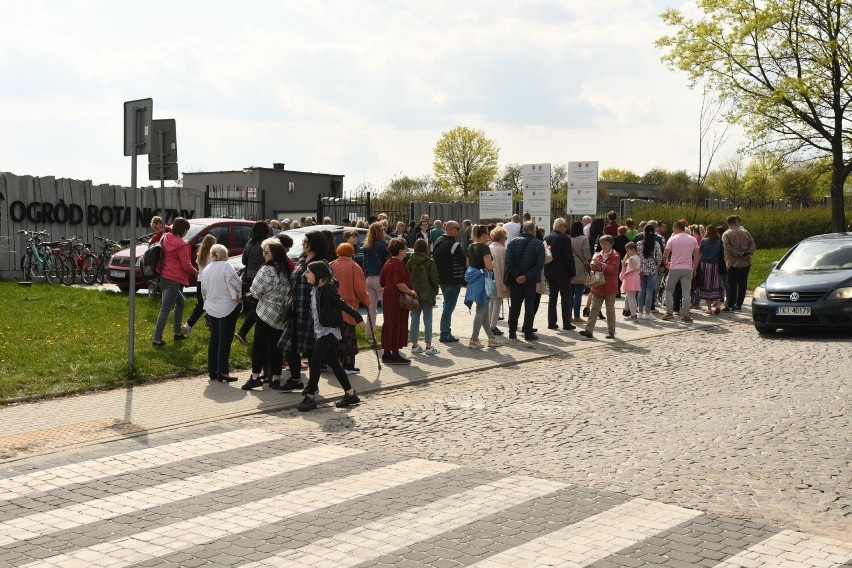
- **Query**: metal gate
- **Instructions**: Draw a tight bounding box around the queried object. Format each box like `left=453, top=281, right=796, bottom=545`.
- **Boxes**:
left=205, top=189, right=265, bottom=220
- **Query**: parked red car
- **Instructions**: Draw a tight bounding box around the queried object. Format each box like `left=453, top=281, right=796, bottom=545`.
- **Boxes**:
left=106, top=218, right=255, bottom=292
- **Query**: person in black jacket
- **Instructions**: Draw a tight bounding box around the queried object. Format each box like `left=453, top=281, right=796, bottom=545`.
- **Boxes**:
left=544, top=218, right=576, bottom=331
left=236, top=221, right=270, bottom=343
left=297, top=260, right=365, bottom=412
left=505, top=222, right=546, bottom=341
left=431, top=221, right=466, bottom=343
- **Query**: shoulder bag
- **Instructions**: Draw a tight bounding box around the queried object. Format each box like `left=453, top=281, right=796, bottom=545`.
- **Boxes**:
left=585, top=253, right=606, bottom=288
left=399, top=292, right=420, bottom=311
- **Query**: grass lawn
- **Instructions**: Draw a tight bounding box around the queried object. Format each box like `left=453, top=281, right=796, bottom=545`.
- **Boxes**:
left=749, top=247, right=788, bottom=290
left=0, top=282, right=380, bottom=403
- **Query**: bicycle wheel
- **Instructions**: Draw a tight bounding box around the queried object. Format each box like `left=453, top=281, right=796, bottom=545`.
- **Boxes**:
left=148, top=279, right=161, bottom=302
left=21, top=253, right=35, bottom=281
left=81, top=254, right=98, bottom=285
left=45, top=252, right=63, bottom=284
left=94, top=258, right=106, bottom=284
left=64, top=255, right=79, bottom=285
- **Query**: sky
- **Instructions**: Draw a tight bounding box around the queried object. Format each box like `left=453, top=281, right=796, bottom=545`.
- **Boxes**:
left=0, top=0, right=732, bottom=191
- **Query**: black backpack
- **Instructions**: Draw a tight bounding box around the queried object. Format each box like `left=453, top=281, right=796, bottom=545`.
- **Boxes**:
left=142, top=236, right=165, bottom=278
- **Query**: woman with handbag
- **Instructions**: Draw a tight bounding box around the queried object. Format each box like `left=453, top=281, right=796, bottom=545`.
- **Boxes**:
left=407, top=239, right=440, bottom=355
left=235, top=221, right=271, bottom=344
left=380, top=237, right=417, bottom=365
left=464, top=225, right=503, bottom=349
left=569, top=221, right=591, bottom=323
left=240, top=239, right=292, bottom=391
left=330, top=242, right=370, bottom=374
left=579, top=235, right=621, bottom=340
left=296, top=261, right=366, bottom=412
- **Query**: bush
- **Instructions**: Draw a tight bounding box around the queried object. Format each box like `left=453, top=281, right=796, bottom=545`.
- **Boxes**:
left=632, top=205, right=833, bottom=248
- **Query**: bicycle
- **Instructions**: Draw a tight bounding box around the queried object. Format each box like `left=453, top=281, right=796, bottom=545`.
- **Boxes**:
left=92, top=236, right=124, bottom=284
left=17, top=230, right=63, bottom=284
left=56, top=236, right=98, bottom=285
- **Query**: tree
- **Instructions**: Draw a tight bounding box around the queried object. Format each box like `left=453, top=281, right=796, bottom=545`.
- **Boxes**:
left=551, top=163, right=569, bottom=193
left=599, top=168, right=641, bottom=183
left=433, top=126, right=499, bottom=197
left=640, top=168, right=670, bottom=185
left=658, top=0, right=851, bottom=231
left=496, top=163, right=523, bottom=193
left=742, top=152, right=783, bottom=202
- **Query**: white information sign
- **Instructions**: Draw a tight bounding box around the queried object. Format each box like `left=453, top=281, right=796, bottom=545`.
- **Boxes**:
left=479, top=191, right=514, bottom=220
left=567, top=161, right=599, bottom=215
left=522, top=163, right=551, bottom=191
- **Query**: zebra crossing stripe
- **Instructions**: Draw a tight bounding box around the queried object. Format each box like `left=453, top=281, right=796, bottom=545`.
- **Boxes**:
left=238, top=475, right=568, bottom=567
left=466, top=498, right=701, bottom=567
left=712, top=530, right=852, bottom=568
left=0, top=428, right=284, bottom=501
left=0, top=444, right=364, bottom=547
left=20, top=458, right=459, bottom=568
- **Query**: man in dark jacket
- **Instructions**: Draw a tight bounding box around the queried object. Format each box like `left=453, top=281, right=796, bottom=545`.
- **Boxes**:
left=544, top=218, right=576, bottom=331
left=504, top=222, right=545, bottom=340
left=432, top=221, right=466, bottom=343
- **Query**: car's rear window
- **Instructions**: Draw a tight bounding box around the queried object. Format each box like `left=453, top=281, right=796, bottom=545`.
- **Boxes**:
left=779, top=240, right=852, bottom=271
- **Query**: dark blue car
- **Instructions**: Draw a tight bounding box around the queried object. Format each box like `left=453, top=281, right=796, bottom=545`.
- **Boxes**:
left=751, top=233, right=852, bottom=334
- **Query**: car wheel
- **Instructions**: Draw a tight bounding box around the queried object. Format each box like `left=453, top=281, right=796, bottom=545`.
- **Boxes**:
left=754, top=324, right=777, bottom=335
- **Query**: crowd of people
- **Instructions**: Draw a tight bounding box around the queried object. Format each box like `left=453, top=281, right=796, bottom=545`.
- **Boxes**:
left=149, top=210, right=756, bottom=412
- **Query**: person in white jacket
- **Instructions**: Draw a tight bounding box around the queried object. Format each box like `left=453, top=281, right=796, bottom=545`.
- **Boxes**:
left=201, top=244, right=242, bottom=382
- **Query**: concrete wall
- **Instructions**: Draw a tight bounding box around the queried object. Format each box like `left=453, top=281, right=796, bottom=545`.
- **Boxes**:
left=0, top=172, right=204, bottom=280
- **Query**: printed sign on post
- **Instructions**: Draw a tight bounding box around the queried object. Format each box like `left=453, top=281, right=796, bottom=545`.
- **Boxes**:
left=567, top=161, right=599, bottom=215
left=479, top=191, right=514, bottom=220
left=522, top=164, right=552, bottom=223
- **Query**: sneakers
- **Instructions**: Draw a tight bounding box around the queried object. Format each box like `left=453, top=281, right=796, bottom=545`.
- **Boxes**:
left=344, top=367, right=360, bottom=375
left=439, top=335, right=459, bottom=343
left=411, top=345, right=425, bottom=354
left=241, top=377, right=264, bottom=391
left=468, top=339, right=484, bottom=349
left=335, top=391, right=361, bottom=408
left=681, top=314, right=693, bottom=322
left=625, top=315, right=637, bottom=321
left=491, top=328, right=503, bottom=336
left=645, top=312, right=656, bottom=320
left=296, top=395, right=317, bottom=412
left=280, top=378, right=305, bottom=392
left=234, top=332, right=247, bottom=345
left=423, top=346, right=439, bottom=355
left=152, top=340, right=165, bottom=347
left=173, top=334, right=188, bottom=341
left=268, top=379, right=281, bottom=390
left=487, top=337, right=505, bottom=347
left=181, top=323, right=192, bottom=337
left=389, top=353, right=411, bottom=365
left=661, top=312, right=675, bottom=321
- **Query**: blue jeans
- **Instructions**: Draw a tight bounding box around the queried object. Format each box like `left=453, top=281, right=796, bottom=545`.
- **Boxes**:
left=570, top=283, right=585, bottom=318
left=639, top=273, right=658, bottom=313
left=208, top=304, right=240, bottom=377
left=409, top=304, right=434, bottom=345
left=439, top=283, right=461, bottom=338
left=153, top=278, right=185, bottom=342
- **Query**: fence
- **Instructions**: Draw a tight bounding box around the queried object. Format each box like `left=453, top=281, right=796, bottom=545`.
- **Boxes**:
left=0, top=172, right=205, bottom=281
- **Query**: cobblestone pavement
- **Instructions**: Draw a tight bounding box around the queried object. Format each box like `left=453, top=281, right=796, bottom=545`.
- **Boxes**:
left=1, top=421, right=850, bottom=567
left=239, top=321, right=851, bottom=544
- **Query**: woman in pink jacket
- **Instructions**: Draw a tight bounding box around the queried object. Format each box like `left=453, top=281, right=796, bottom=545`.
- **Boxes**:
left=330, top=242, right=370, bottom=374
left=153, top=217, right=198, bottom=347
left=579, top=235, right=621, bottom=340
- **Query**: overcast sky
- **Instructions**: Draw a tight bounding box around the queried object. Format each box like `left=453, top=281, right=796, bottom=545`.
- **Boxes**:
left=0, top=0, right=730, bottom=190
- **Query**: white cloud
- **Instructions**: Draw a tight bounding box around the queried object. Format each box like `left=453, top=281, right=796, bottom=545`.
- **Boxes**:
left=0, top=0, right=742, bottom=188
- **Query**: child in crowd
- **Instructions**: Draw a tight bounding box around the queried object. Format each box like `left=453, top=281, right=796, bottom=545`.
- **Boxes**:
left=621, top=242, right=641, bottom=320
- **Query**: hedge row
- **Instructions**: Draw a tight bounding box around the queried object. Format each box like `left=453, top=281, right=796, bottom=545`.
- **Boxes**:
left=630, top=205, right=833, bottom=249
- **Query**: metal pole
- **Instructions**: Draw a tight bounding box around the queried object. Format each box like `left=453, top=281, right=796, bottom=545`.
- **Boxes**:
left=128, top=106, right=141, bottom=379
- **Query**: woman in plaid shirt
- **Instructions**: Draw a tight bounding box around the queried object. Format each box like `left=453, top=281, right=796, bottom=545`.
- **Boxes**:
left=636, top=224, right=663, bottom=319
left=241, top=239, right=292, bottom=391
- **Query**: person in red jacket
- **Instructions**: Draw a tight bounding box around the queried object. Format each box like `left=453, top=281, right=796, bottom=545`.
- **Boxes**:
left=148, top=215, right=171, bottom=245
left=152, top=217, right=198, bottom=347
left=579, top=235, right=621, bottom=340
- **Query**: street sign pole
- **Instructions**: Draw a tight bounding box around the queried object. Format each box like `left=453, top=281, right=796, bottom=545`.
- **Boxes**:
left=124, top=98, right=153, bottom=381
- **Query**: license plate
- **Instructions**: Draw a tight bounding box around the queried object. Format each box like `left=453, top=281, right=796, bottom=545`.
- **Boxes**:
left=777, top=306, right=811, bottom=316
left=109, top=270, right=126, bottom=279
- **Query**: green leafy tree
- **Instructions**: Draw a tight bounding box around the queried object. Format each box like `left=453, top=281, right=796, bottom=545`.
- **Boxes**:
left=551, top=163, right=569, bottom=194
left=742, top=152, right=783, bottom=202
left=640, top=168, right=670, bottom=185
left=433, top=126, right=499, bottom=197
left=599, top=168, right=641, bottom=183
left=658, top=0, right=851, bottom=231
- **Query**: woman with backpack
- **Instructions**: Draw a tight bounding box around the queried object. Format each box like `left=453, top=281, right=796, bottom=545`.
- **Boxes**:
left=152, top=217, right=197, bottom=347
